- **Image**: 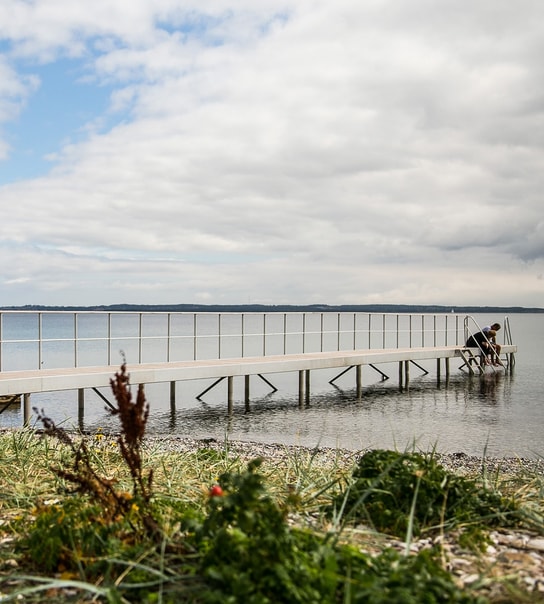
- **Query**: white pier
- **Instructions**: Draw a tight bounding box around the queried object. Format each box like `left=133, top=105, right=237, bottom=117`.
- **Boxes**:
left=0, top=310, right=517, bottom=425
left=0, top=344, right=517, bottom=425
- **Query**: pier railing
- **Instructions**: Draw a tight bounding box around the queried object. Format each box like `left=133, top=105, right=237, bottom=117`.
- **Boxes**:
left=0, top=311, right=500, bottom=372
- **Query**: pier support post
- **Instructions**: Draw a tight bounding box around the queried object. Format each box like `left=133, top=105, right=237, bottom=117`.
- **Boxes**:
left=305, top=369, right=310, bottom=404
left=445, top=358, right=450, bottom=379
left=78, top=388, right=85, bottom=428
left=436, top=359, right=441, bottom=383
left=170, top=381, right=176, bottom=411
left=398, top=361, right=403, bottom=389
left=404, top=360, right=410, bottom=387
left=508, top=353, right=515, bottom=374
left=356, top=365, right=362, bottom=399
left=245, top=375, right=250, bottom=411
left=23, top=394, right=31, bottom=426
left=227, top=376, right=234, bottom=414
left=298, top=370, right=305, bottom=406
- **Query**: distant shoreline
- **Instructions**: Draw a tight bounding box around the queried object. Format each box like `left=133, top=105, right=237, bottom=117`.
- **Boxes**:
left=1, top=303, right=543, bottom=313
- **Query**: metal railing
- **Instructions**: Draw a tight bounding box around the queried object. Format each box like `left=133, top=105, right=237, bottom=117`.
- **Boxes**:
left=463, top=315, right=512, bottom=345
left=0, top=310, right=482, bottom=372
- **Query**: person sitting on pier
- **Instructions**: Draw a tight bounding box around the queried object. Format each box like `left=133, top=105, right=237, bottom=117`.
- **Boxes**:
left=466, top=329, right=497, bottom=366
left=483, top=322, right=501, bottom=334
left=483, top=323, right=502, bottom=365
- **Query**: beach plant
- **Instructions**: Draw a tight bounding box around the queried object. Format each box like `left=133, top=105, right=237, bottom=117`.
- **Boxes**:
left=21, top=364, right=161, bottom=574
left=188, top=457, right=335, bottom=603
left=335, top=545, right=485, bottom=604
left=183, top=457, right=482, bottom=604
left=328, top=449, right=519, bottom=539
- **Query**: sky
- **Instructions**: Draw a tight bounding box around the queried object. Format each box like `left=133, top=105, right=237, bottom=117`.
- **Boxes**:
left=0, top=0, right=543, bottom=308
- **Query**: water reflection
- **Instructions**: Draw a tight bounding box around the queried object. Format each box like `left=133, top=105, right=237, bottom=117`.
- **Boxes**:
left=69, top=369, right=527, bottom=457
left=466, top=372, right=503, bottom=404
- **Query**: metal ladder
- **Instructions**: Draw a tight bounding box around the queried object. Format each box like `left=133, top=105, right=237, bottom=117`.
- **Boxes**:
left=459, top=316, right=511, bottom=375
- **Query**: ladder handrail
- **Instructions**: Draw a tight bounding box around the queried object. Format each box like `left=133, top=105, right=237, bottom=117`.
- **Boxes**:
left=463, top=315, right=511, bottom=345
left=463, top=315, right=509, bottom=370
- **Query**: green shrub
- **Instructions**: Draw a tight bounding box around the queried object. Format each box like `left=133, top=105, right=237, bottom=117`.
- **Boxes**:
left=337, top=546, right=486, bottom=603
left=329, top=449, right=517, bottom=537
left=21, top=497, right=129, bottom=573
left=187, top=457, right=482, bottom=603
left=191, top=458, right=336, bottom=603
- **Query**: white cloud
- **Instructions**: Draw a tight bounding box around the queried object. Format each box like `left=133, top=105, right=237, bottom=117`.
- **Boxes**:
left=0, top=0, right=543, bottom=307
left=0, top=56, right=39, bottom=158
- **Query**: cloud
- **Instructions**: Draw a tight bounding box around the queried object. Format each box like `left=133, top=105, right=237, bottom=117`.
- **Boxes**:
left=0, top=56, right=39, bottom=158
left=0, top=0, right=543, bottom=307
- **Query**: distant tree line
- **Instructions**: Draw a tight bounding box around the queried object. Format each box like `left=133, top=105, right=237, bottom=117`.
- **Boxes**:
left=1, top=303, right=542, bottom=313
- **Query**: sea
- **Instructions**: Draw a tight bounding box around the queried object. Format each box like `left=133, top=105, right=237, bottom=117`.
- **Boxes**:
left=1, top=312, right=542, bottom=459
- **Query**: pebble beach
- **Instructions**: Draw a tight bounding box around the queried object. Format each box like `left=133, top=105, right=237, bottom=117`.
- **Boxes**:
left=144, top=435, right=544, bottom=477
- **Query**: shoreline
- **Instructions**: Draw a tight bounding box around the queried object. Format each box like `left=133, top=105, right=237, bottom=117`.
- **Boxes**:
left=3, top=427, right=543, bottom=475
left=143, top=435, right=544, bottom=476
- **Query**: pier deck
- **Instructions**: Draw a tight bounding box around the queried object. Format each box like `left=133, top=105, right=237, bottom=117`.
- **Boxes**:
left=0, top=345, right=516, bottom=395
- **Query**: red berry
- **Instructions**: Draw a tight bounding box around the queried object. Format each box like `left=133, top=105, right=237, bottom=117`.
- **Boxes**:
left=209, top=485, right=224, bottom=497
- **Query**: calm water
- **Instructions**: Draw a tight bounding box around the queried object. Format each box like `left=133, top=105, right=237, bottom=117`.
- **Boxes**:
left=1, top=313, right=543, bottom=459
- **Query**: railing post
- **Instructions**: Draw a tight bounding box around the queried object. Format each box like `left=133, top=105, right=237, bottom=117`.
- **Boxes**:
left=107, top=313, right=112, bottom=366
left=283, top=313, right=287, bottom=355
left=193, top=314, right=197, bottom=361
left=38, top=312, right=43, bottom=369
left=263, top=314, right=266, bottom=356
left=167, top=313, right=172, bottom=362
left=241, top=313, right=245, bottom=357
left=303, top=314, right=307, bottom=353
left=456, top=315, right=460, bottom=346
left=138, top=313, right=143, bottom=364
left=321, top=313, right=324, bottom=352
left=218, top=313, right=222, bottom=359
left=74, top=313, right=78, bottom=367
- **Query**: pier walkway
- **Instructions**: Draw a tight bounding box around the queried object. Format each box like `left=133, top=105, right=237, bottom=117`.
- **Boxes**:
left=0, top=344, right=517, bottom=424
left=0, top=311, right=517, bottom=424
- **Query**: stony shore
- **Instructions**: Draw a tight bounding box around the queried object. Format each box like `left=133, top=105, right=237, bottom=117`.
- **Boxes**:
left=144, top=435, right=544, bottom=477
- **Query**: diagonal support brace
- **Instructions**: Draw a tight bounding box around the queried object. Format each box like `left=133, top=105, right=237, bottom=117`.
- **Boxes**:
left=196, top=377, right=226, bottom=401
left=92, top=387, right=116, bottom=410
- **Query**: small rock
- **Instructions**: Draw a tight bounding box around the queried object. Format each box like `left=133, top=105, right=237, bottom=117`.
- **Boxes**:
left=528, top=537, right=544, bottom=552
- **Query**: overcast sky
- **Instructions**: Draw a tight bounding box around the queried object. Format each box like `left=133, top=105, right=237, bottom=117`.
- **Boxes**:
left=0, top=1, right=543, bottom=308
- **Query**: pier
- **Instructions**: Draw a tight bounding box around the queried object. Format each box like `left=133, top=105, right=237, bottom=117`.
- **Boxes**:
left=0, top=311, right=516, bottom=424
